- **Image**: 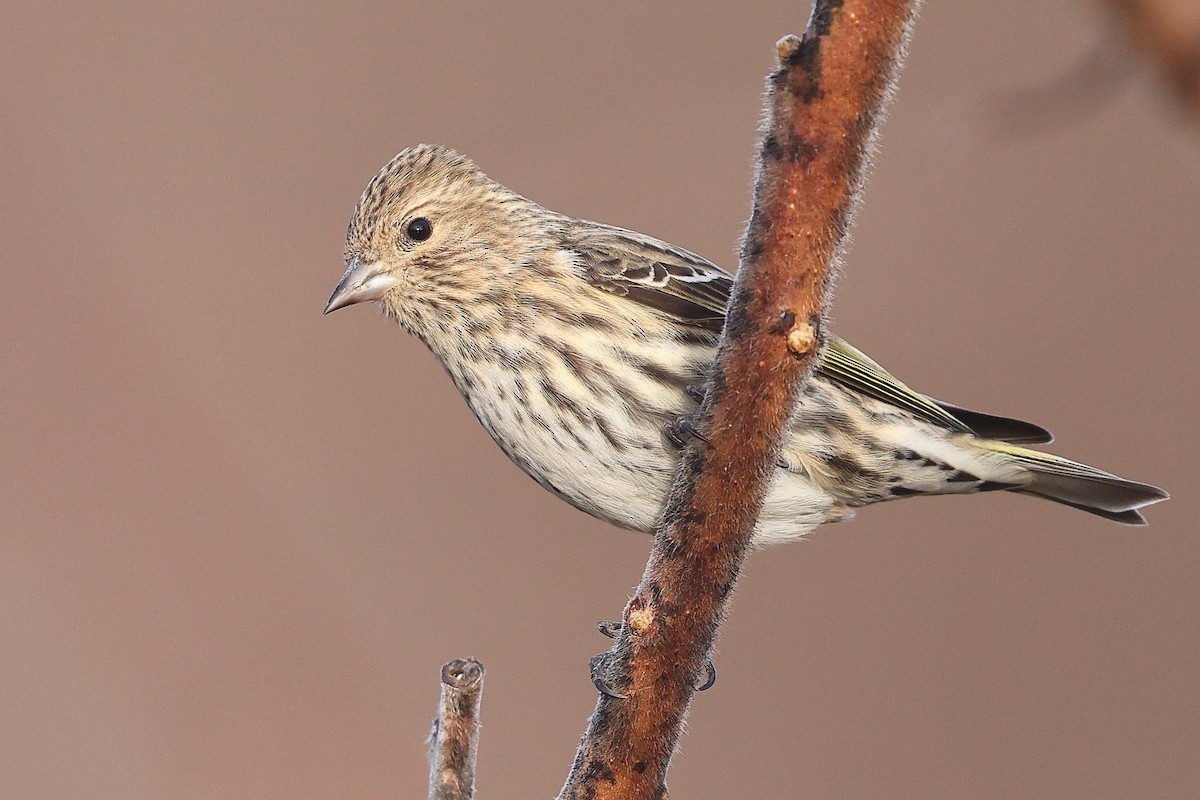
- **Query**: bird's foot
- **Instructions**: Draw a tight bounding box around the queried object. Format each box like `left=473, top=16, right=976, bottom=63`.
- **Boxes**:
left=664, top=416, right=710, bottom=449
left=589, top=653, right=626, bottom=699
left=668, top=404, right=787, bottom=470
left=596, top=620, right=716, bottom=692
left=597, top=619, right=623, bottom=639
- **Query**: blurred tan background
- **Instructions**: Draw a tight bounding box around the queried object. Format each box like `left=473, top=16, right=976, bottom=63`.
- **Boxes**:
left=2, top=2, right=1197, bottom=798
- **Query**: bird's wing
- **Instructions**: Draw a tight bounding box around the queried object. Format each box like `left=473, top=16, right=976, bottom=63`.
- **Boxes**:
left=820, top=338, right=973, bottom=433
left=571, top=222, right=981, bottom=435
left=574, top=225, right=730, bottom=332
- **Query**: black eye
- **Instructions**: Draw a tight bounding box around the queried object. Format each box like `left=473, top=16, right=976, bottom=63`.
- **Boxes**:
left=406, top=217, right=433, bottom=241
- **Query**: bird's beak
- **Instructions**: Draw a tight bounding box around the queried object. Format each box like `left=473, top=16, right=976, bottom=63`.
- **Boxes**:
left=323, top=258, right=399, bottom=315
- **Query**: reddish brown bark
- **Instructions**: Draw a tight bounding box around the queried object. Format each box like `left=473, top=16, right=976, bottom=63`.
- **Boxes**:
left=556, top=3, right=920, bottom=799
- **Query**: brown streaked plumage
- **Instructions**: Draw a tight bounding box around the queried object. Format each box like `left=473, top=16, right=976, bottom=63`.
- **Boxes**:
left=325, top=145, right=1167, bottom=545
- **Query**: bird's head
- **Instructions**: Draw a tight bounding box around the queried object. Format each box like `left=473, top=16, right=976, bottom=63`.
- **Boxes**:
left=324, top=144, right=546, bottom=333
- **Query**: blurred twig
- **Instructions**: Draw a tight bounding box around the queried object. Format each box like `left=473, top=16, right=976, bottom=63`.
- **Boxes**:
left=981, top=30, right=1133, bottom=140
left=428, top=658, right=484, bottom=800
left=967, top=2, right=1200, bottom=146
left=1101, top=0, right=1200, bottom=118
left=555, top=2, right=919, bottom=799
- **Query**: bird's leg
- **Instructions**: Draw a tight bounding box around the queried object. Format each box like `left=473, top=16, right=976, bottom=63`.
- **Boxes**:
left=684, top=383, right=706, bottom=403
left=596, top=620, right=716, bottom=692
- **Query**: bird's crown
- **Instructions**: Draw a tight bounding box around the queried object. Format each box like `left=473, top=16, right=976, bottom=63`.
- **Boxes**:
left=346, top=144, right=490, bottom=255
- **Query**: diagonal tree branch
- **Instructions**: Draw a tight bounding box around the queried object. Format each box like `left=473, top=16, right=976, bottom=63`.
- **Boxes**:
left=557, top=2, right=920, bottom=799
left=428, top=658, right=485, bottom=800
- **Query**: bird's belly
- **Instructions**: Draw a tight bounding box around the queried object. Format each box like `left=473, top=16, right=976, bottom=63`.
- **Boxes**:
left=447, top=355, right=847, bottom=543
left=467, top=384, right=681, bottom=532
left=469, top=390, right=843, bottom=542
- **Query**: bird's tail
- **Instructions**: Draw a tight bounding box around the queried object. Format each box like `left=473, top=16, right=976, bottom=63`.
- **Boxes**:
left=977, top=441, right=1169, bottom=525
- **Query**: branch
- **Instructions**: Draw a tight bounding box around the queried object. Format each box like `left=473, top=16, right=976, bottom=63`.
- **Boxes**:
left=557, top=3, right=919, bottom=799
left=428, top=658, right=484, bottom=800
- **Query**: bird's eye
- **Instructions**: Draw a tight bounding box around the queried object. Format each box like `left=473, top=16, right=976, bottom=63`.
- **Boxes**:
left=406, top=217, right=433, bottom=242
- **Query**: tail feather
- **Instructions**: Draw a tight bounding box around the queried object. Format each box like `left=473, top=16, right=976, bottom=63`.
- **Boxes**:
left=935, top=402, right=1054, bottom=444
left=977, top=441, right=1169, bottom=525
left=1040, top=499, right=1148, bottom=526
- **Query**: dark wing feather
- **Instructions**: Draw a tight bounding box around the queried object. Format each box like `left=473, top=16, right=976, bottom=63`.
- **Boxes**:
left=571, top=224, right=730, bottom=331
left=933, top=402, right=1053, bottom=444
left=819, top=338, right=972, bottom=433
left=568, top=221, right=1039, bottom=439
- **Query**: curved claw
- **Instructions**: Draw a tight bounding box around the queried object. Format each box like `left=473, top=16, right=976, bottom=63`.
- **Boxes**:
left=664, top=420, right=688, bottom=450
left=593, top=674, right=625, bottom=700
left=589, top=654, right=626, bottom=700
left=593, top=624, right=712, bottom=695
left=597, top=620, right=623, bottom=640
left=664, top=416, right=711, bottom=449
left=681, top=418, right=711, bottom=446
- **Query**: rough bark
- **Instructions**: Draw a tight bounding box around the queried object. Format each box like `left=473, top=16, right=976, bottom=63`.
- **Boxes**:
left=428, top=658, right=484, bottom=800
left=556, top=3, right=920, bottom=799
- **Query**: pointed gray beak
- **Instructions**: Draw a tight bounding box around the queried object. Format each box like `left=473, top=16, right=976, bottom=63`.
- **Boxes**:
left=323, top=258, right=399, bottom=315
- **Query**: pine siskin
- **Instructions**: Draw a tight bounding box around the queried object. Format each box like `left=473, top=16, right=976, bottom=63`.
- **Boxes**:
left=324, top=145, right=1167, bottom=545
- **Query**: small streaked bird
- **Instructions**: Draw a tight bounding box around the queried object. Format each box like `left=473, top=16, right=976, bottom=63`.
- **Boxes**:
left=324, top=145, right=1167, bottom=546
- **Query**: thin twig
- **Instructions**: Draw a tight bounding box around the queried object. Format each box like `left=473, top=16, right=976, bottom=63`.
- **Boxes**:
left=428, top=658, right=484, bottom=800
left=556, top=2, right=919, bottom=799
